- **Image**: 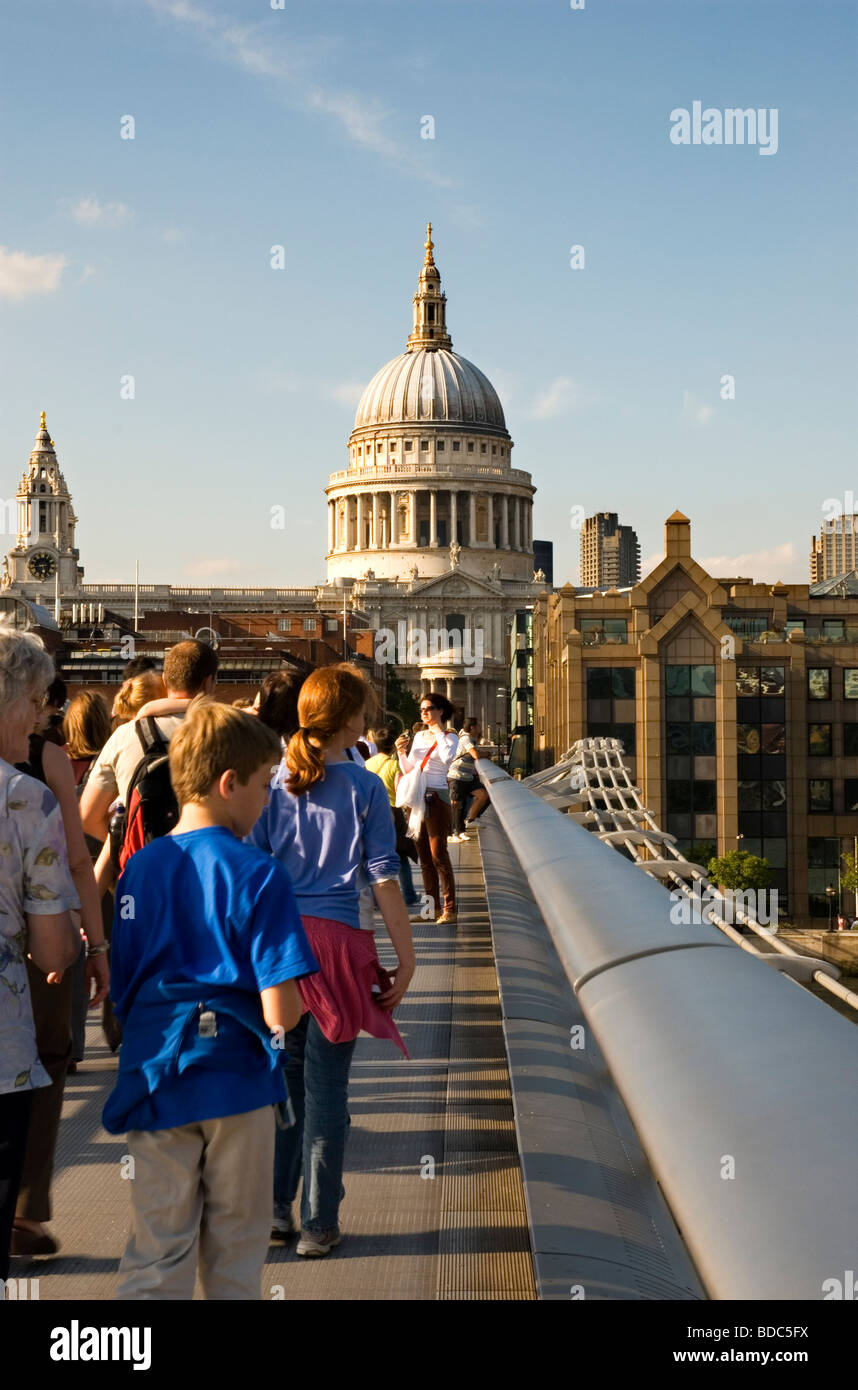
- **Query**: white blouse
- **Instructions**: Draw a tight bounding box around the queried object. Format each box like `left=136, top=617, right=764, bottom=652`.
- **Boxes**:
left=399, top=728, right=459, bottom=790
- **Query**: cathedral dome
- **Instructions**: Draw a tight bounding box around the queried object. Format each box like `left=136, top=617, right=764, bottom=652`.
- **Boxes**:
left=354, top=348, right=507, bottom=434
left=351, top=222, right=509, bottom=440
left=326, top=226, right=535, bottom=589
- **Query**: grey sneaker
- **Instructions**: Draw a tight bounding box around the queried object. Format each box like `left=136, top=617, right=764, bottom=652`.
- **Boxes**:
left=270, top=1211, right=297, bottom=1241
left=296, top=1226, right=342, bottom=1257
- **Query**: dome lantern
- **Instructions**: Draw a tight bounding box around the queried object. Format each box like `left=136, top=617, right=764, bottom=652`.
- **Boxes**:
left=34, top=410, right=53, bottom=452
left=407, top=222, right=452, bottom=353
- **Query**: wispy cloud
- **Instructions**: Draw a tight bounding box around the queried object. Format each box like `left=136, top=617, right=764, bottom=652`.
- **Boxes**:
left=257, top=368, right=303, bottom=395
left=65, top=196, right=132, bottom=228
left=0, top=248, right=68, bottom=301
left=183, top=556, right=244, bottom=579
left=75, top=265, right=97, bottom=287
left=326, top=381, right=366, bottom=406
left=681, top=390, right=713, bottom=426
left=529, top=376, right=580, bottom=420
left=145, top=0, right=454, bottom=188
left=158, top=227, right=185, bottom=244
left=257, top=369, right=363, bottom=407
left=641, top=551, right=664, bottom=577
left=699, top=542, right=800, bottom=582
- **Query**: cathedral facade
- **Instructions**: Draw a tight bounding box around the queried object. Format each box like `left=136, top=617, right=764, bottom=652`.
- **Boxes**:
left=328, top=226, right=547, bottom=728
left=2, top=227, right=549, bottom=738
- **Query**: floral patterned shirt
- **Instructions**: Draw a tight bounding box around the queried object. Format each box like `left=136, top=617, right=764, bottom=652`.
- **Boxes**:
left=0, top=757, right=79, bottom=1094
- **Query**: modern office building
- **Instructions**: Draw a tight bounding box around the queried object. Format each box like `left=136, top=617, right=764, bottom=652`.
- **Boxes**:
left=533, top=510, right=858, bottom=925
left=532, top=539, right=554, bottom=585
left=810, top=514, right=858, bottom=584
left=508, top=609, right=535, bottom=776
left=579, top=511, right=640, bottom=588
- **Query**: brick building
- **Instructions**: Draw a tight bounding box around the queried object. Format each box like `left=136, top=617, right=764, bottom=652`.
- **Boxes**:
left=533, top=511, right=858, bottom=925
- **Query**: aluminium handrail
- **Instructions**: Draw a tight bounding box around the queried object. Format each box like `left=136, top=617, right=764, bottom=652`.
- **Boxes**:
left=541, top=739, right=858, bottom=1011
left=476, top=755, right=858, bottom=1301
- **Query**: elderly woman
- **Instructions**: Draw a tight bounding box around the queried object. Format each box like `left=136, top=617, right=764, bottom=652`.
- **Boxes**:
left=0, top=621, right=82, bottom=1279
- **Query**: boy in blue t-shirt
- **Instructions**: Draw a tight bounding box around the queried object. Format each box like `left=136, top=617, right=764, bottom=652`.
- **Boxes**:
left=103, top=698, right=318, bottom=1301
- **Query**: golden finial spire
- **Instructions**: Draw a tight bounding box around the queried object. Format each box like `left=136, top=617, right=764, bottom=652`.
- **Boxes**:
left=424, top=221, right=434, bottom=265
left=39, top=410, right=46, bottom=431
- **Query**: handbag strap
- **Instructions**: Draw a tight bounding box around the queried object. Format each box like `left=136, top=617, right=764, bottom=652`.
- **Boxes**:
left=419, top=739, right=438, bottom=771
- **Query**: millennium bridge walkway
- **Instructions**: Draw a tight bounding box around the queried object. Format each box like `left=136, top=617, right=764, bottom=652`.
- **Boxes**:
left=19, top=742, right=858, bottom=1301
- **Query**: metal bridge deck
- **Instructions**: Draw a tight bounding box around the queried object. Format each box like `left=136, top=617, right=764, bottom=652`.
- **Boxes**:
left=14, top=839, right=535, bottom=1302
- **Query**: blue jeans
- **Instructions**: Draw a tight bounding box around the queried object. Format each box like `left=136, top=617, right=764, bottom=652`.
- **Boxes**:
left=273, top=1013, right=357, bottom=1233
left=399, top=858, right=418, bottom=906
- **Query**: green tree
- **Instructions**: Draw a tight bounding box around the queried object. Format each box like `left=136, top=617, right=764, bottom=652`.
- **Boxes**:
left=384, top=668, right=418, bottom=731
left=687, top=840, right=717, bottom=867
left=707, top=850, right=772, bottom=892
left=840, top=852, right=858, bottom=913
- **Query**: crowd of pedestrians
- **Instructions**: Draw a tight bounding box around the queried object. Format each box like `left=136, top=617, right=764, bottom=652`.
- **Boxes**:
left=0, top=619, right=490, bottom=1297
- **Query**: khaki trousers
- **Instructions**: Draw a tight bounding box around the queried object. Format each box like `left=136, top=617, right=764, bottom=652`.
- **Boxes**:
left=117, top=1105, right=275, bottom=1301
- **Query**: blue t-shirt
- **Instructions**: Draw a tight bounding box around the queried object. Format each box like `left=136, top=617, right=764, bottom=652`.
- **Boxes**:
left=103, top=827, right=318, bottom=1134
left=247, top=760, right=400, bottom=929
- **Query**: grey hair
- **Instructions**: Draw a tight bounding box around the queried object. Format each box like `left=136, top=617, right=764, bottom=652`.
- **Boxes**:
left=0, top=617, right=55, bottom=709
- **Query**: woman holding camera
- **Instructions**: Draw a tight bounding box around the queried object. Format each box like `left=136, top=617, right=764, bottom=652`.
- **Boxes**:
left=395, top=693, right=459, bottom=925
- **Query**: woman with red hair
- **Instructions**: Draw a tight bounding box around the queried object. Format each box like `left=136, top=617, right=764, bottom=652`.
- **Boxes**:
left=248, top=664, right=415, bottom=1257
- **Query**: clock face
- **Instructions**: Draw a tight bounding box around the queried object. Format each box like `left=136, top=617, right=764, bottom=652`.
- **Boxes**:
left=28, top=552, right=57, bottom=581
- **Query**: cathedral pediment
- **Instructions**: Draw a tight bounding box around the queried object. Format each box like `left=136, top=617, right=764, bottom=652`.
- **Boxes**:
left=406, top=567, right=505, bottom=598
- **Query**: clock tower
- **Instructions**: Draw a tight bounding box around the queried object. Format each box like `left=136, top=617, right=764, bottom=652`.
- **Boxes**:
left=2, top=412, right=84, bottom=606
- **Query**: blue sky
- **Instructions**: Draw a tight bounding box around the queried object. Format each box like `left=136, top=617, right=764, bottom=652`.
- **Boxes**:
left=1, top=0, right=855, bottom=587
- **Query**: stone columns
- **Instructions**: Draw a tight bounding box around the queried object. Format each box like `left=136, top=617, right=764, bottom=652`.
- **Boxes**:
left=371, top=494, right=380, bottom=550
left=390, top=490, right=398, bottom=546
left=487, top=493, right=494, bottom=548
left=502, top=494, right=510, bottom=549
left=450, top=490, right=458, bottom=546
left=525, top=502, right=532, bottom=549
left=327, top=500, right=334, bottom=554
left=429, top=489, right=437, bottom=546
left=356, top=493, right=364, bottom=551
left=445, top=678, right=454, bottom=701
left=514, top=496, right=521, bottom=550
left=469, top=492, right=476, bottom=547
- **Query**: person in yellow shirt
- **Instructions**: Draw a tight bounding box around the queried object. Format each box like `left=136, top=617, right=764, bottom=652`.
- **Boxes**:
left=365, top=728, right=423, bottom=920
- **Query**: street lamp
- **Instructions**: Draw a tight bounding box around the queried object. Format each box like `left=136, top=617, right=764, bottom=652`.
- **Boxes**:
left=826, top=883, right=836, bottom=929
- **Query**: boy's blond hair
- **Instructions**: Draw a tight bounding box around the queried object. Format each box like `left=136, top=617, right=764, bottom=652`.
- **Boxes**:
left=168, top=696, right=281, bottom=806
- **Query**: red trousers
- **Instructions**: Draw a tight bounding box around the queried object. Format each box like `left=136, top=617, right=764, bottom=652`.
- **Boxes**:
left=417, top=793, right=456, bottom=915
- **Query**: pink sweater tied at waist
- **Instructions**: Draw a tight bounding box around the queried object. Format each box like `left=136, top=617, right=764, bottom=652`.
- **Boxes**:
left=297, top=915, right=409, bottom=1058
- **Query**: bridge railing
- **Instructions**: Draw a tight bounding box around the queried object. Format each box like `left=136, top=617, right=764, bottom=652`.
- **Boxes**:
left=476, top=753, right=858, bottom=1300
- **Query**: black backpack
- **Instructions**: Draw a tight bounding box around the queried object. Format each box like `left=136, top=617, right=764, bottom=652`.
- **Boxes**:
left=111, top=718, right=179, bottom=876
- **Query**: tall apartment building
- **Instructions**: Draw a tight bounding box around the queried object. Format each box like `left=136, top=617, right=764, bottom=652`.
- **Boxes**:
left=810, top=514, right=858, bottom=584
left=580, top=512, right=641, bottom=588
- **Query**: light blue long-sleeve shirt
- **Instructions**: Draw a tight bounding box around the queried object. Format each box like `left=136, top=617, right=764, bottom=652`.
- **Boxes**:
left=247, top=759, right=401, bottom=929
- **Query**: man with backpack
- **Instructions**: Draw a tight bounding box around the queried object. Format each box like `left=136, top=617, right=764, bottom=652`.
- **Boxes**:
left=80, top=641, right=218, bottom=852
left=447, top=716, right=489, bottom=841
